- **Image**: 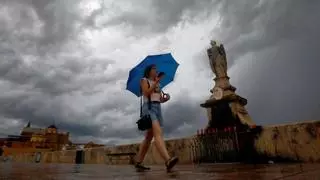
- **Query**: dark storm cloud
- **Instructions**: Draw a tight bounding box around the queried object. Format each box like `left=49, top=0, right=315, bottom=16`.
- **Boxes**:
left=0, top=0, right=82, bottom=51
left=0, top=86, right=137, bottom=140
left=206, top=0, right=320, bottom=124
left=162, top=91, right=205, bottom=136
left=0, top=0, right=132, bottom=143
left=150, top=0, right=215, bottom=29
left=0, top=0, right=319, bottom=145
left=0, top=35, right=117, bottom=95
left=210, top=0, right=320, bottom=65
left=101, top=0, right=216, bottom=35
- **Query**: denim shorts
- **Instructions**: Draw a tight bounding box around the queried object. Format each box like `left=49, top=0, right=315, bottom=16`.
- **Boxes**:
left=142, top=102, right=163, bottom=126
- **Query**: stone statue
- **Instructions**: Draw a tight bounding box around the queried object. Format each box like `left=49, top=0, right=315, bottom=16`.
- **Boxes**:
left=207, top=40, right=228, bottom=79
left=207, top=40, right=234, bottom=93
left=201, top=40, right=255, bottom=128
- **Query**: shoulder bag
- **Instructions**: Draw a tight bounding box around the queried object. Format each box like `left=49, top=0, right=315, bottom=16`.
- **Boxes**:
left=136, top=80, right=152, bottom=131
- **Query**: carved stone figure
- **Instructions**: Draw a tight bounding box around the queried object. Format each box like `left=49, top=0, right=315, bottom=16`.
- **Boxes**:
left=207, top=40, right=236, bottom=94
left=207, top=40, right=228, bottom=79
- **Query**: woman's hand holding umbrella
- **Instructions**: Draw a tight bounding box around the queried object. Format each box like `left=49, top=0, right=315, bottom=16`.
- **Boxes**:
left=154, top=77, right=161, bottom=84
left=155, top=72, right=165, bottom=83
left=152, top=73, right=164, bottom=90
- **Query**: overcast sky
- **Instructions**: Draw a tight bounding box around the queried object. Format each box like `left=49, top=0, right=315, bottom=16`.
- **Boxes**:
left=0, top=0, right=319, bottom=145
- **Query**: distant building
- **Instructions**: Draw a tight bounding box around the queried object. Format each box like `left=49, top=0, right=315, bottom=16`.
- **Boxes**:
left=1, top=122, right=70, bottom=151
left=0, top=122, right=104, bottom=156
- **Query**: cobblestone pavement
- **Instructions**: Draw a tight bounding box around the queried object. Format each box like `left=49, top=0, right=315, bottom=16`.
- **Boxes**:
left=0, top=163, right=320, bottom=180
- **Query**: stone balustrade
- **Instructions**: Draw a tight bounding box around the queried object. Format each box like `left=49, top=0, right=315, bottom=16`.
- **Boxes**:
left=4, top=120, right=320, bottom=164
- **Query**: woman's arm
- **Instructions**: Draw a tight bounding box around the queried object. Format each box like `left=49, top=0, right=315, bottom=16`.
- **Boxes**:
left=141, top=79, right=157, bottom=96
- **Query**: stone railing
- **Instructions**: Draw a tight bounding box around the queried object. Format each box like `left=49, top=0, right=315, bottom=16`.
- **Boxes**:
left=254, top=120, right=320, bottom=162
left=5, top=120, right=320, bottom=164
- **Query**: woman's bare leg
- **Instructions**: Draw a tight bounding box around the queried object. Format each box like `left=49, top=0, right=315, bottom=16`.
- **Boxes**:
left=136, top=129, right=153, bottom=163
left=152, top=121, right=170, bottom=161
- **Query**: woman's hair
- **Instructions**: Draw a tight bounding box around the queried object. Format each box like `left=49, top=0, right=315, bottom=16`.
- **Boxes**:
left=143, top=64, right=156, bottom=78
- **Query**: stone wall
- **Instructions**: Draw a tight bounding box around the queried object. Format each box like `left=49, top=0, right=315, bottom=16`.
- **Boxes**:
left=254, top=121, right=320, bottom=162
left=99, top=137, right=194, bottom=165
left=2, top=147, right=51, bottom=156
left=6, top=121, right=320, bottom=164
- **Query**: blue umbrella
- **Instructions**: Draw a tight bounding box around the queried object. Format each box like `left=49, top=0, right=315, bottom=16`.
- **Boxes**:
left=126, top=53, right=179, bottom=97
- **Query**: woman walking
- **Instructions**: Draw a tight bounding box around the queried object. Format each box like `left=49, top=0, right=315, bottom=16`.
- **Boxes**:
left=135, top=64, right=179, bottom=172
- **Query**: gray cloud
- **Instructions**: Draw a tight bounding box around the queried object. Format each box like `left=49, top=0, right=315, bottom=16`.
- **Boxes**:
left=0, top=0, right=83, bottom=55
left=0, top=0, right=319, bottom=145
left=211, top=0, right=320, bottom=65
left=0, top=0, right=130, bottom=143
left=162, top=91, right=205, bottom=136
left=207, top=0, right=320, bottom=124
left=99, top=0, right=217, bottom=36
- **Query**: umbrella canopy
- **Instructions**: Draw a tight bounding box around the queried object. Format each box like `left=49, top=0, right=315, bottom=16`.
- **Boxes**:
left=126, top=53, right=179, bottom=97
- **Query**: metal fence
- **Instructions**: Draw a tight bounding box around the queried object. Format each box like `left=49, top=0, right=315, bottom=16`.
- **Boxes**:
left=191, top=127, right=255, bottom=164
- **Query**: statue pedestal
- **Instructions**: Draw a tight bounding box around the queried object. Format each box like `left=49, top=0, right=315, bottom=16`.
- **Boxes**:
left=201, top=89, right=255, bottom=131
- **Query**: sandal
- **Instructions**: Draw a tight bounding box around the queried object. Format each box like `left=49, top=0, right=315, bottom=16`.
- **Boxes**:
left=135, top=162, right=151, bottom=172
left=165, top=156, right=179, bottom=172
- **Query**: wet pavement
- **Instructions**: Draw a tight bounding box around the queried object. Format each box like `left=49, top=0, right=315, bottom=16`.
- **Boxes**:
left=0, top=163, right=320, bottom=180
